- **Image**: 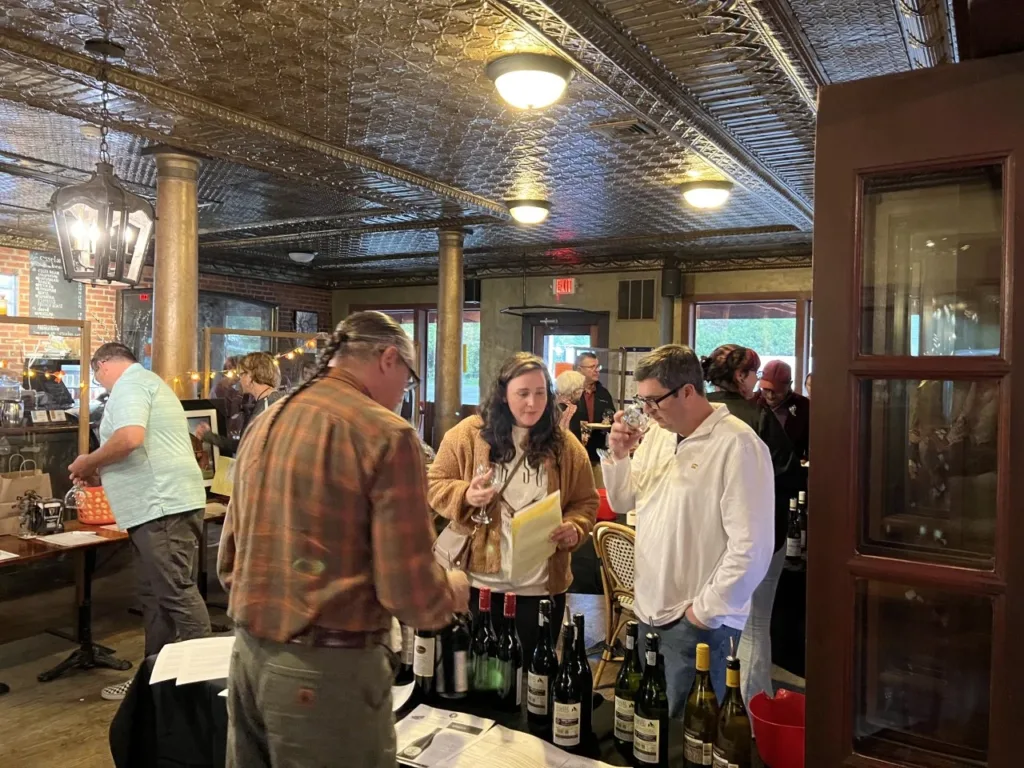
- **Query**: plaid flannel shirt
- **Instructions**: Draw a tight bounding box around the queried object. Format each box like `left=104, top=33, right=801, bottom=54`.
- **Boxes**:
left=218, top=368, right=455, bottom=642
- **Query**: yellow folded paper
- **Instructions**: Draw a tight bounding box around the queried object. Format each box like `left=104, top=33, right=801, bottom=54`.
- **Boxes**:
left=211, top=456, right=235, bottom=497
left=510, top=490, right=562, bottom=581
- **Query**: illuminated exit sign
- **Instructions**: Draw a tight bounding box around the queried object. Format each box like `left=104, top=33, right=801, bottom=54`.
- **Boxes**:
left=553, top=277, right=576, bottom=296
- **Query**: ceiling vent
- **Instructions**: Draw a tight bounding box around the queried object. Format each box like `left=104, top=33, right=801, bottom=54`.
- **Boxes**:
left=589, top=118, right=659, bottom=141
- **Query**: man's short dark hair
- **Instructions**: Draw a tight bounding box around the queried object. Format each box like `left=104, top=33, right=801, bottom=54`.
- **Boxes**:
left=92, top=342, right=137, bottom=367
left=634, top=344, right=706, bottom=396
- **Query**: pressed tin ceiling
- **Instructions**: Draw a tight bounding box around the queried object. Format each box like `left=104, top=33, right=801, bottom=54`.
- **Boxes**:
left=0, top=0, right=953, bottom=287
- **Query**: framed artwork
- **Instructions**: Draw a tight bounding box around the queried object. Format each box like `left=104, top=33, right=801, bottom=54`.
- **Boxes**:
left=183, top=406, right=220, bottom=488
left=294, top=310, right=319, bottom=334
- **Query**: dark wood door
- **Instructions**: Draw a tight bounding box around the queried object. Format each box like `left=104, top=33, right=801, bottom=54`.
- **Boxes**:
left=810, top=52, right=1024, bottom=767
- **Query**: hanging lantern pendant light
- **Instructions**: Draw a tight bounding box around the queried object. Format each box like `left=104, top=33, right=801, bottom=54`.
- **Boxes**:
left=50, top=40, right=154, bottom=287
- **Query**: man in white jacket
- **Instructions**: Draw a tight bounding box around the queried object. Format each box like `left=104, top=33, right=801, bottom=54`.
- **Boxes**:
left=603, top=345, right=774, bottom=715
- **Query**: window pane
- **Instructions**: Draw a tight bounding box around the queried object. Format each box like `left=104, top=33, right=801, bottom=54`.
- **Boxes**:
left=854, top=579, right=991, bottom=766
left=860, top=166, right=1003, bottom=357
left=426, top=309, right=480, bottom=406
left=860, top=379, right=997, bottom=567
left=543, top=335, right=592, bottom=377
left=694, top=301, right=797, bottom=375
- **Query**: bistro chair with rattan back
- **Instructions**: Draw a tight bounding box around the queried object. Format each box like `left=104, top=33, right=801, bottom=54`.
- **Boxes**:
left=593, top=521, right=636, bottom=687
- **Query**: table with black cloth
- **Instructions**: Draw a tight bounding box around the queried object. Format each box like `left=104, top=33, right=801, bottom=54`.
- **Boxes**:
left=109, top=652, right=689, bottom=767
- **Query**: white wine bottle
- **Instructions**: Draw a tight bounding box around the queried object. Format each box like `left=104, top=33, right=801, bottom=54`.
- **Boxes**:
left=684, top=642, right=719, bottom=767
left=614, top=621, right=643, bottom=755
left=713, top=655, right=752, bottom=767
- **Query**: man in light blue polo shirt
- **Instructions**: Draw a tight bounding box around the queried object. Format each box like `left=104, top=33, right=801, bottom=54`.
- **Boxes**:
left=70, top=343, right=210, bottom=700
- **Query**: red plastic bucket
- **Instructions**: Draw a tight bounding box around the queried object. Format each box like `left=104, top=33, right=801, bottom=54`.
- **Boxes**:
left=596, top=489, right=616, bottom=522
left=749, top=689, right=805, bottom=768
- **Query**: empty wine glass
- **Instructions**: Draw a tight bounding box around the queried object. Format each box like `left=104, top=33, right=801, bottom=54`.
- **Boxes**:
left=471, top=462, right=496, bottom=525
left=623, top=401, right=651, bottom=433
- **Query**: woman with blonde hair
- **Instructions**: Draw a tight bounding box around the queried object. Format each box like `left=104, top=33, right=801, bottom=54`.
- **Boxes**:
left=554, top=369, right=586, bottom=434
left=428, top=353, right=598, bottom=661
left=196, top=351, right=285, bottom=455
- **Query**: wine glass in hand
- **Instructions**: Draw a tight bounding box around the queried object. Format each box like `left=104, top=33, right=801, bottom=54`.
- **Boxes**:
left=468, top=463, right=498, bottom=525
left=608, top=411, right=643, bottom=460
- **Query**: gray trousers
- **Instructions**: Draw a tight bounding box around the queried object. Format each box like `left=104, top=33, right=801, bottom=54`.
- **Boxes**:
left=128, top=509, right=211, bottom=657
left=228, top=627, right=398, bottom=768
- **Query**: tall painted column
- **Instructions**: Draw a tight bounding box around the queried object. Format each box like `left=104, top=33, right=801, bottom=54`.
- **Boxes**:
left=149, top=149, right=200, bottom=397
left=433, top=228, right=465, bottom=446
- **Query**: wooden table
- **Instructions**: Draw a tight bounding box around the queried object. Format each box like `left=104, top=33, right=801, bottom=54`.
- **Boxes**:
left=0, top=521, right=134, bottom=685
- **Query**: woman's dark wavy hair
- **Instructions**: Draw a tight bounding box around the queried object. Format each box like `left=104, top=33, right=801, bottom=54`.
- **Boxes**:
left=480, top=352, right=563, bottom=468
left=701, top=344, right=761, bottom=393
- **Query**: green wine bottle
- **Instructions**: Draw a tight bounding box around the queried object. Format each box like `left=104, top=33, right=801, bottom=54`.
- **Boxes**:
left=613, top=621, right=643, bottom=755
left=684, top=642, right=719, bottom=767
left=713, top=655, right=752, bottom=768
left=633, top=632, right=670, bottom=766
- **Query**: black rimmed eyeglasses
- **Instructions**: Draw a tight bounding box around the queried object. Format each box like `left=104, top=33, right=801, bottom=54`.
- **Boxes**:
left=633, top=385, right=682, bottom=411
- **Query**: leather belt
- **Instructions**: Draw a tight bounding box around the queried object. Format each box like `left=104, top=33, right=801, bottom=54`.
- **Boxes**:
left=289, top=627, right=389, bottom=649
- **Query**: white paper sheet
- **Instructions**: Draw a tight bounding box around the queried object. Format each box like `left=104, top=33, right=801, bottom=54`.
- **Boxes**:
left=0, top=549, right=18, bottom=561
left=395, top=705, right=494, bottom=768
left=218, top=689, right=228, bottom=698
left=437, top=726, right=614, bottom=768
left=39, top=531, right=104, bottom=547
left=150, top=642, right=188, bottom=684
left=175, top=636, right=236, bottom=685
left=392, top=682, right=415, bottom=712
left=509, top=491, right=561, bottom=581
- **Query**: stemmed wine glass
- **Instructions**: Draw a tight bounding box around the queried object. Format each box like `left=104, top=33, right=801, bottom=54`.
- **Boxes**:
left=623, top=401, right=651, bottom=433
left=471, top=462, right=497, bottom=525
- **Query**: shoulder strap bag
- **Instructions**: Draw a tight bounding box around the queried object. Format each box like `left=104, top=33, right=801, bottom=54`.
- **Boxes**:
left=432, top=451, right=528, bottom=571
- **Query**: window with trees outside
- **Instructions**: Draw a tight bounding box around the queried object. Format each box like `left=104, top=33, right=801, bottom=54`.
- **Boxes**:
left=693, top=301, right=799, bottom=378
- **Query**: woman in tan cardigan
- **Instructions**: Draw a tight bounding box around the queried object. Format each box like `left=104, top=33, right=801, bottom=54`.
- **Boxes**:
left=428, top=353, right=598, bottom=661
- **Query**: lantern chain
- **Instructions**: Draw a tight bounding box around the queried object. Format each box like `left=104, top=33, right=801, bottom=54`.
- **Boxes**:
left=99, top=55, right=111, bottom=165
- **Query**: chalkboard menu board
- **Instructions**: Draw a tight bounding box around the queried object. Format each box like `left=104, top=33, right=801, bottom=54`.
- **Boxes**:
left=29, top=250, right=85, bottom=336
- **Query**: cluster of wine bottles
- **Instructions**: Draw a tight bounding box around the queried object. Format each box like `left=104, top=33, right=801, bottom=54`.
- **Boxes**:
left=613, top=622, right=670, bottom=766
left=612, top=626, right=754, bottom=767
left=684, top=642, right=753, bottom=768
left=399, top=587, right=525, bottom=708
left=785, top=490, right=808, bottom=570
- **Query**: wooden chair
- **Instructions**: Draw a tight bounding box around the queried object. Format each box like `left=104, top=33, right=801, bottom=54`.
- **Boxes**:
left=593, top=521, right=636, bottom=688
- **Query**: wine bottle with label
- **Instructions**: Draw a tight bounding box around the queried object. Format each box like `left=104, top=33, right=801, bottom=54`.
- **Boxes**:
left=684, top=642, right=719, bottom=767
left=527, top=599, right=558, bottom=733
left=713, top=655, right=752, bottom=768
left=398, top=727, right=440, bottom=761
left=797, top=490, right=808, bottom=558
left=614, top=620, right=643, bottom=755
left=396, top=622, right=415, bottom=685
left=437, top=615, right=470, bottom=700
left=413, top=628, right=437, bottom=699
left=471, top=588, right=500, bottom=694
left=552, top=618, right=582, bottom=750
left=496, top=593, right=524, bottom=710
left=572, top=613, right=594, bottom=740
left=785, top=498, right=802, bottom=569
left=633, top=631, right=669, bottom=766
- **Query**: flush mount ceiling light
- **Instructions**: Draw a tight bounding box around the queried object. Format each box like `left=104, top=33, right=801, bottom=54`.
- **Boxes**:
left=485, top=53, right=575, bottom=110
left=506, top=199, right=551, bottom=225
left=288, top=251, right=316, bottom=263
left=680, top=179, right=734, bottom=209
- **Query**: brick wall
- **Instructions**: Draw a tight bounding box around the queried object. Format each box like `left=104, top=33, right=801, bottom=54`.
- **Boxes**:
left=0, top=247, right=333, bottom=362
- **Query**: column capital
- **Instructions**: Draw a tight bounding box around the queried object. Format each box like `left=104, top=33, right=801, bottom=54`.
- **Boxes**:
left=143, top=145, right=202, bottom=180
left=437, top=228, right=471, bottom=246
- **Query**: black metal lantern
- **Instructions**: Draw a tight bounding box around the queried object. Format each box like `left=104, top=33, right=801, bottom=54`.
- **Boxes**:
left=50, top=38, right=153, bottom=287
left=50, top=162, right=154, bottom=286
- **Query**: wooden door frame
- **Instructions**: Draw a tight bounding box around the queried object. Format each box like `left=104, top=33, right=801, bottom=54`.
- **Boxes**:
left=811, top=51, right=1024, bottom=768
left=520, top=311, right=610, bottom=355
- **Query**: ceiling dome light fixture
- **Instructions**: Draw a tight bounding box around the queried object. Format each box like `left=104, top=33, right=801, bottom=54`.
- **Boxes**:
left=486, top=53, right=575, bottom=110
left=506, top=199, right=551, bottom=225
left=288, top=251, right=316, bottom=263
left=680, top=179, right=734, bottom=209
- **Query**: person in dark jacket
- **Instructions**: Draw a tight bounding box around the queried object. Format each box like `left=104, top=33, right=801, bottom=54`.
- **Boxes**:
left=702, top=344, right=798, bottom=707
left=195, top=352, right=285, bottom=457
left=757, top=360, right=810, bottom=463
left=568, top=352, right=617, bottom=474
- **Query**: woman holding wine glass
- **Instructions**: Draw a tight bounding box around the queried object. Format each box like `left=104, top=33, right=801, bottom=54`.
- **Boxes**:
left=427, top=352, right=599, bottom=661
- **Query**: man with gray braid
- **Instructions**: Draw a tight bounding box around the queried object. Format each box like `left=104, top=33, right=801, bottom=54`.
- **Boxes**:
left=219, top=311, right=470, bottom=768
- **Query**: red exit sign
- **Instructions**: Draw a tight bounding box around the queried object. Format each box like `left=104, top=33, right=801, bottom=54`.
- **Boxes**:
left=553, top=277, right=576, bottom=296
